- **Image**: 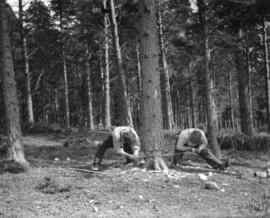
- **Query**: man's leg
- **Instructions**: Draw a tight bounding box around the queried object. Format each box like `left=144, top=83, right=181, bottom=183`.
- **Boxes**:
left=93, top=135, right=114, bottom=167
left=172, top=136, right=185, bottom=165
left=173, top=149, right=185, bottom=165
left=198, top=148, right=227, bottom=170
left=123, top=143, right=133, bottom=164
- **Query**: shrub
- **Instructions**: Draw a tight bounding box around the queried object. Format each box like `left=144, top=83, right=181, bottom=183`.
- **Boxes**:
left=218, top=131, right=270, bottom=151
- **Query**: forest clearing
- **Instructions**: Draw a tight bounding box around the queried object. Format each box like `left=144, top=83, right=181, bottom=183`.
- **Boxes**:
left=1, top=0, right=270, bottom=217
left=0, top=130, right=270, bottom=218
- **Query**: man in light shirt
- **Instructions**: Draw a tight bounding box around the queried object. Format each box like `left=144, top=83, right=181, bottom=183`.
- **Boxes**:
left=92, top=126, right=141, bottom=170
left=173, top=128, right=229, bottom=170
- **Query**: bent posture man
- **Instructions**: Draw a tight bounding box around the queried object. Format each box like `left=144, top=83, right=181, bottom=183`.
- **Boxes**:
left=173, top=128, right=229, bottom=170
left=92, top=126, right=140, bottom=170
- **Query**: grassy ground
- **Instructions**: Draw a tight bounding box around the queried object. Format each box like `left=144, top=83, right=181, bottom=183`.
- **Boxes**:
left=0, top=130, right=270, bottom=218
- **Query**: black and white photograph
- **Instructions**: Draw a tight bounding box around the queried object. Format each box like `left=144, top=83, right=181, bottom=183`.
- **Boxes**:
left=0, top=0, right=270, bottom=217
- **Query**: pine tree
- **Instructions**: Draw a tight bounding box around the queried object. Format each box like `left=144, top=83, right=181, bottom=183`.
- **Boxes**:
left=0, top=0, right=29, bottom=170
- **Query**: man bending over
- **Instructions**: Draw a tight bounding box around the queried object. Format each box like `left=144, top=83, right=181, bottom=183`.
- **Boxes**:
left=173, top=128, right=229, bottom=170
left=92, top=126, right=141, bottom=170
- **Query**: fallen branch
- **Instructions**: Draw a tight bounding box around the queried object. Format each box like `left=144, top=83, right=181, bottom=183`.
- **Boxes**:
left=67, top=167, right=106, bottom=174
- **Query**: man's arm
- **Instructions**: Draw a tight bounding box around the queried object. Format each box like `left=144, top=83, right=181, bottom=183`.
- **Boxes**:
left=196, top=144, right=206, bottom=153
left=175, top=133, right=192, bottom=152
left=113, top=137, right=137, bottom=159
left=126, top=127, right=141, bottom=158
left=132, top=145, right=140, bottom=157
left=195, top=132, right=208, bottom=153
left=116, top=147, right=137, bottom=159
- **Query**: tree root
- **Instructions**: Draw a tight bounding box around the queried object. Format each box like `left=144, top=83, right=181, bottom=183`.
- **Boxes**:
left=145, top=156, right=169, bottom=174
left=0, top=159, right=30, bottom=174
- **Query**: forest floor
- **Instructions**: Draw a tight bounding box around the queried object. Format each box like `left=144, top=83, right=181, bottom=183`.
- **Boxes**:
left=0, top=130, right=270, bottom=218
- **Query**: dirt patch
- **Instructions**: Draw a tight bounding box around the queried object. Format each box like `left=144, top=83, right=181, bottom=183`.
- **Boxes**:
left=0, top=132, right=269, bottom=218
left=35, top=176, right=72, bottom=194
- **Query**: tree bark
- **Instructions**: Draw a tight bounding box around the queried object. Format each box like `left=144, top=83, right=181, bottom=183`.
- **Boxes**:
left=236, top=27, right=253, bottom=135
left=157, top=10, right=174, bottom=130
left=227, top=54, right=235, bottom=129
left=262, top=17, right=270, bottom=130
left=246, top=44, right=253, bottom=130
left=59, top=6, right=70, bottom=129
left=85, top=45, right=94, bottom=131
left=53, top=87, right=59, bottom=124
left=136, top=43, right=142, bottom=98
left=211, top=54, right=219, bottom=130
left=62, top=51, right=70, bottom=128
left=188, top=75, right=196, bottom=127
left=103, top=0, right=111, bottom=128
left=41, top=70, right=48, bottom=126
left=137, top=0, right=168, bottom=172
left=19, top=0, right=34, bottom=127
left=135, top=42, right=142, bottom=128
left=0, top=0, right=29, bottom=169
left=108, top=0, right=133, bottom=127
left=198, top=0, right=221, bottom=158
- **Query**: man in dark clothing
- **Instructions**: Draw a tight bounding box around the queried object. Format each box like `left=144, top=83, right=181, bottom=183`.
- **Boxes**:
left=92, top=126, right=140, bottom=170
left=173, top=128, right=229, bottom=170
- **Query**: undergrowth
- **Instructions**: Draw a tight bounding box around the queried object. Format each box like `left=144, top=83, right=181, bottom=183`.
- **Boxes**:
left=218, top=131, right=270, bottom=151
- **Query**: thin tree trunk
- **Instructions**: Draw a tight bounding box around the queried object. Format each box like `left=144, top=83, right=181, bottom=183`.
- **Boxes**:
left=263, top=17, right=270, bottom=130
left=137, top=0, right=168, bottom=172
left=136, top=42, right=142, bottom=128
left=41, top=70, right=48, bottom=126
left=19, top=0, right=34, bottom=127
left=136, top=43, right=142, bottom=98
left=85, top=45, right=94, bottom=130
left=211, top=54, right=218, bottom=130
left=103, top=0, right=111, bottom=128
left=236, top=27, right=253, bottom=135
left=59, top=7, right=70, bottom=129
left=74, top=59, right=81, bottom=126
left=246, top=45, right=253, bottom=131
left=62, top=52, right=70, bottom=128
left=227, top=54, right=235, bottom=129
left=53, top=87, right=59, bottom=124
left=157, top=10, right=174, bottom=130
left=0, top=0, right=29, bottom=169
left=188, top=75, right=196, bottom=127
left=198, top=0, right=221, bottom=158
left=99, top=48, right=105, bottom=128
left=108, top=0, right=133, bottom=127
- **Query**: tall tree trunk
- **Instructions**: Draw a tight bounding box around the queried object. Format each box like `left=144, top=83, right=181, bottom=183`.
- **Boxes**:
left=74, top=59, right=81, bottom=126
left=59, top=7, right=70, bottom=129
left=188, top=75, right=196, bottom=127
left=19, top=0, right=34, bottom=127
left=236, top=27, right=253, bottom=135
left=227, top=54, right=235, bottom=129
left=136, top=43, right=142, bottom=97
left=103, top=0, right=111, bottom=128
left=0, top=0, right=29, bottom=169
left=41, top=70, right=48, bottom=126
left=246, top=45, right=253, bottom=131
left=62, top=52, right=70, bottom=128
left=135, top=42, right=142, bottom=128
left=108, top=0, right=133, bottom=126
left=85, top=45, right=94, bottom=131
left=157, top=10, right=174, bottom=130
left=137, top=0, right=168, bottom=172
left=53, top=87, right=59, bottom=124
left=198, top=0, right=221, bottom=158
left=211, top=53, right=218, bottom=130
left=99, top=48, right=105, bottom=128
left=263, top=17, right=270, bottom=130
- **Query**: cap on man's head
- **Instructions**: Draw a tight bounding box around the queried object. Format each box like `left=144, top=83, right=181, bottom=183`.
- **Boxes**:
left=190, top=130, right=203, bottom=145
